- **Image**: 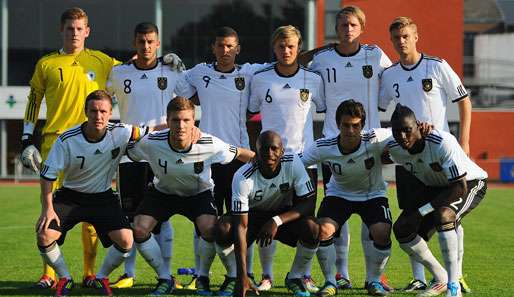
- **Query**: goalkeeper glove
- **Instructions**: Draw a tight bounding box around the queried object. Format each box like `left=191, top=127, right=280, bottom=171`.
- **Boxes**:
left=20, top=134, right=42, bottom=173
left=163, top=52, right=186, bottom=72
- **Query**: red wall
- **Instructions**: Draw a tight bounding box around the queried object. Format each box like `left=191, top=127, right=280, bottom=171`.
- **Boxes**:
left=339, top=0, right=464, bottom=76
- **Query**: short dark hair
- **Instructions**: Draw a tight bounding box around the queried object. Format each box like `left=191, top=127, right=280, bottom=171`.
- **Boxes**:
left=214, top=26, right=239, bottom=43
left=85, top=90, right=112, bottom=111
left=61, top=7, right=88, bottom=26
left=134, top=22, right=159, bottom=37
left=391, top=103, right=417, bottom=123
left=166, top=96, right=195, bottom=117
left=335, top=99, right=366, bottom=127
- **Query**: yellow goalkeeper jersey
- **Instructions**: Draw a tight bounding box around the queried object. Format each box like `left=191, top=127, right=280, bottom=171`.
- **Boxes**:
left=24, top=48, right=120, bottom=135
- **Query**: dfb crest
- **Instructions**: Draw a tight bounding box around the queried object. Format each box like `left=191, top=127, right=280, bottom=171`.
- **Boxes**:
left=364, top=157, right=375, bottom=169
left=299, top=88, right=310, bottom=102
left=430, top=162, right=443, bottom=172
left=157, top=77, right=167, bottom=90
left=234, top=76, right=245, bottom=90
left=111, top=147, right=120, bottom=159
left=362, top=65, right=373, bottom=79
left=194, top=161, right=204, bottom=174
left=422, top=78, right=432, bottom=92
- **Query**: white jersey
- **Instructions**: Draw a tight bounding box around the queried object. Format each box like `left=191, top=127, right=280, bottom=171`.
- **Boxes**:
left=107, top=58, right=194, bottom=128
left=185, top=62, right=266, bottom=148
left=128, top=131, right=237, bottom=196
left=379, top=54, right=468, bottom=131
left=231, top=154, right=315, bottom=213
left=41, top=123, right=145, bottom=193
left=248, top=63, right=326, bottom=154
left=310, top=44, right=392, bottom=135
left=387, top=130, right=487, bottom=186
left=301, top=128, right=390, bottom=201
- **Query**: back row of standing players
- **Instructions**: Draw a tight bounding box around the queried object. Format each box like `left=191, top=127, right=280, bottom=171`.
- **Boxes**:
left=20, top=5, right=487, bottom=297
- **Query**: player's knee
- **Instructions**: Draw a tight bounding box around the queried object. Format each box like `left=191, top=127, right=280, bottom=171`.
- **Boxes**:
left=434, top=207, right=456, bottom=231
left=393, top=217, right=416, bottom=243
left=37, top=231, right=55, bottom=246
left=111, top=229, right=133, bottom=250
left=318, top=221, right=337, bottom=241
left=369, top=223, right=391, bottom=246
left=133, top=225, right=151, bottom=241
left=299, top=217, right=319, bottom=246
left=214, top=218, right=233, bottom=245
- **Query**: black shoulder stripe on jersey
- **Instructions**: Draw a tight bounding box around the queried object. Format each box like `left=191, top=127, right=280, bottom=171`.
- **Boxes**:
left=317, top=140, right=338, bottom=146
left=197, top=137, right=214, bottom=144
left=60, top=126, right=82, bottom=138
left=387, top=140, right=399, bottom=148
left=313, top=46, right=334, bottom=57
left=423, top=55, right=443, bottom=63
left=448, top=172, right=467, bottom=183
left=452, top=93, right=468, bottom=103
left=148, top=135, right=169, bottom=141
left=107, top=123, right=125, bottom=131
left=363, top=44, right=378, bottom=50
left=253, top=64, right=275, bottom=76
left=300, top=65, right=322, bottom=77
left=242, top=165, right=258, bottom=178
left=382, top=61, right=400, bottom=73
left=426, top=135, right=442, bottom=144
left=317, top=137, right=338, bottom=144
left=59, top=129, right=83, bottom=142
left=281, top=154, right=295, bottom=161
left=40, top=165, right=56, bottom=181
left=427, top=132, right=443, bottom=141
left=296, top=190, right=315, bottom=200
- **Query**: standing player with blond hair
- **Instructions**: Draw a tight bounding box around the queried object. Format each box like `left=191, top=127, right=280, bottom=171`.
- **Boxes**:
left=379, top=16, right=473, bottom=295
left=20, top=7, right=119, bottom=289
left=300, top=6, right=392, bottom=292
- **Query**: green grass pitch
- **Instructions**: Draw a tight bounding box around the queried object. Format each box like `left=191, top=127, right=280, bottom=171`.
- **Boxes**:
left=0, top=184, right=513, bottom=296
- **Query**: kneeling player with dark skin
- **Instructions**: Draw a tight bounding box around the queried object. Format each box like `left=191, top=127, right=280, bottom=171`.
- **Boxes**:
left=36, top=90, right=147, bottom=297
left=215, top=131, right=319, bottom=297
left=387, top=104, right=488, bottom=297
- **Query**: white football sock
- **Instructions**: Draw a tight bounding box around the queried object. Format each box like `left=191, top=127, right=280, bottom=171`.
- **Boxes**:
left=215, top=243, right=236, bottom=278
left=410, top=257, right=427, bottom=283
left=399, top=235, right=447, bottom=283
left=246, top=243, right=255, bottom=275
left=335, top=222, right=350, bottom=279
left=317, top=243, right=337, bottom=285
left=198, top=237, right=216, bottom=277
left=259, top=240, right=276, bottom=279
left=136, top=234, right=170, bottom=280
left=156, top=221, right=173, bottom=274
left=367, top=243, right=390, bottom=283
left=124, top=246, right=137, bottom=278
left=438, top=230, right=459, bottom=284
left=40, top=242, right=71, bottom=279
left=97, top=245, right=131, bottom=279
left=193, top=230, right=200, bottom=274
left=288, top=242, right=317, bottom=279
left=361, top=223, right=372, bottom=281
left=456, top=224, right=464, bottom=278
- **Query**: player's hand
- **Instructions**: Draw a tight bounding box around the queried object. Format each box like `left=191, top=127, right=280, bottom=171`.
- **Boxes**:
left=235, top=276, right=259, bottom=297
left=163, top=52, right=186, bottom=72
left=36, top=207, right=60, bottom=233
left=256, top=220, right=278, bottom=247
left=191, top=126, right=202, bottom=144
left=417, top=121, right=434, bottom=137
left=20, top=135, right=42, bottom=173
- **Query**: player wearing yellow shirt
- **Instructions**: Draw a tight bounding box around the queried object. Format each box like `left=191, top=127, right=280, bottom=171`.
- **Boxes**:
left=20, top=7, right=119, bottom=289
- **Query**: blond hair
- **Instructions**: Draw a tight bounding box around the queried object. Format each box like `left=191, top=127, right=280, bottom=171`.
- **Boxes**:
left=389, top=16, right=417, bottom=33
left=336, top=5, right=366, bottom=29
left=61, top=7, right=88, bottom=26
left=167, top=96, right=195, bottom=117
left=271, top=25, right=302, bottom=48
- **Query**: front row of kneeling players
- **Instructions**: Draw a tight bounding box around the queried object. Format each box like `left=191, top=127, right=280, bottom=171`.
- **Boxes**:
left=36, top=92, right=487, bottom=297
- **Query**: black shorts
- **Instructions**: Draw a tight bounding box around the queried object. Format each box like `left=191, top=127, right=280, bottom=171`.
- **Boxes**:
left=317, top=196, right=392, bottom=230
left=136, top=188, right=218, bottom=226
left=246, top=210, right=309, bottom=247
left=49, top=188, right=130, bottom=247
left=212, top=159, right=245, bottom=215
left=118, top=162, right=154, bottom=218
left=401, top=179, right=487, bottom=235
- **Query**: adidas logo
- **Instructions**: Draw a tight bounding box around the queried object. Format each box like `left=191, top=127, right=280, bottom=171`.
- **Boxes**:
left=270, top=183, right=277, bottom=188
left=407, top=76, right=413, bottom=82
left=345, top=62, right=352, bottom=67
left=347, top=159, right=355, bottom=164
left=94, top=149, right=102, bottom=155
left=141, top=73, right=148, bottom=79
left=219, top=75, right=226, bottom=79
left=176, top=159, right=184, bottom=164
left=283, top=83, right=291, bottom=89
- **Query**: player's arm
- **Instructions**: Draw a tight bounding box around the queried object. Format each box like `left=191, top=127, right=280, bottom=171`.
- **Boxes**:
left=457, top=97, right=471, bottom=155
left=231, top=175, right=255, bottom=297
left=235, top=148, right=255, bottom=163
left=297, top=43, right=335, bottom=66
left=21, top=65, right=46, bottom=171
